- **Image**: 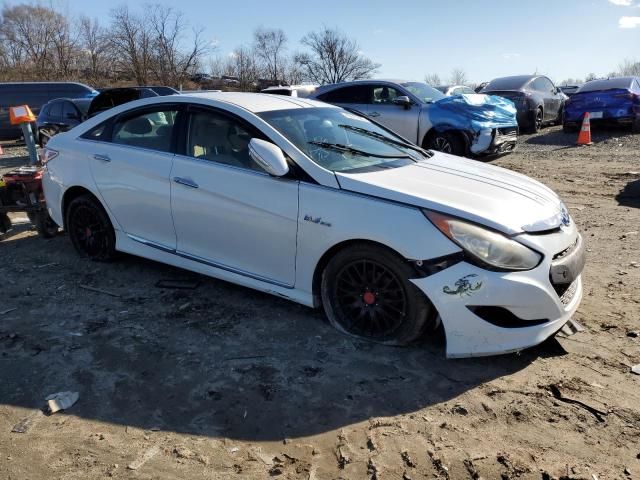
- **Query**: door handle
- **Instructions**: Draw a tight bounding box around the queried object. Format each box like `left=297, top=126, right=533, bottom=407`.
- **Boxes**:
left=93, top=154, right=111, bottom=162
left=368, top=112, right=380, bottom=117
left=172, top=177, right=199, bottom=189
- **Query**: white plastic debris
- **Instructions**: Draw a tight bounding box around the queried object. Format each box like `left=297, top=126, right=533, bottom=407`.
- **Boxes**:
left=45, top=391, right=79, bottom=414
left=631, top=365, right=640, bottom=375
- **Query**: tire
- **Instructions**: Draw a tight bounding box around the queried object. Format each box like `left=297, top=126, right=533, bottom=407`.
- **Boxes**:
left=66, top=194, right=116, bottom=261
left=529, top=108, right=543, bottom=133
left=320, top=244, right=435, bottom=345
left=427, top=131, right=465, bottom=156
left=0, top=213, right=11, bottom=234
left=555, top=108, right=563, bottom=126
left=632, top=117, right=640, bottom=134
left=27, top=211, right=59, bottom=238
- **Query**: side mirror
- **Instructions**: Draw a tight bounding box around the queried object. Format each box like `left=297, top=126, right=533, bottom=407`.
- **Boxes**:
left=249, top=138, right=289, bottom=177
left=393, top=96, right=412, bottom=108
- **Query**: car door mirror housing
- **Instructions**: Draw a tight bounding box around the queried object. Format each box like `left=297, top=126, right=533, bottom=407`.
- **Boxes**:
left=248, top=138, right=290, bottom=177
left=393, top=96, right=412, bottom=108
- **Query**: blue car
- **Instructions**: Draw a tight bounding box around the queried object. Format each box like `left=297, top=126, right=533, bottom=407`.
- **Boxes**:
left=563, top=77, right=640, bottom=132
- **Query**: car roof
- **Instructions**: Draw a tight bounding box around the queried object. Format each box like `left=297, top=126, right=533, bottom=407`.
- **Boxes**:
left=183, top=91, right=332, bottom=112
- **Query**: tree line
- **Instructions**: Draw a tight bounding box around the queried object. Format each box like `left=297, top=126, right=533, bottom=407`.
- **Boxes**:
left=0, top=3, right=380, bottom=89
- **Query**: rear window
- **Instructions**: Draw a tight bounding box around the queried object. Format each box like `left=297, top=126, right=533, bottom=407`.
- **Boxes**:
left=484, top=77, right=531, bottom=91
left=578, top=78, right=634, bottom=93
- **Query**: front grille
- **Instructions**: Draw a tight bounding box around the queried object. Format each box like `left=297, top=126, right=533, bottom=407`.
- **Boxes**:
left=498, top=127, right=518, bottom=137
left=553, top=238, right=579, bottom=261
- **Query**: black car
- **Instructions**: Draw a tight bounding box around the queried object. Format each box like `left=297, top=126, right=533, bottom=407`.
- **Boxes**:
left=36, top=98, right=92, bottom=145
left=482, top=75, right=565, bottom=132
left=87, top=87, right=178, bottom=117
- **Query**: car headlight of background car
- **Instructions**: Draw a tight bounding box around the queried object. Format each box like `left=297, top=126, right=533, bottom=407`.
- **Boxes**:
left=423, top=211, right=542, bottom=271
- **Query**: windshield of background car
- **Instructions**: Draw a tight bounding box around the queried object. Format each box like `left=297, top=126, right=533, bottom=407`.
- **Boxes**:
left=258, top=107, right=427, bottom=173
left=578, top=78, right=633, bottom=93
left=400, top=82, right=445, bottom=103
left=483, top=77, right=529, bottom=91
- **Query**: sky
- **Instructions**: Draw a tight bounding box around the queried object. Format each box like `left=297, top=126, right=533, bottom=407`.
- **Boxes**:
left=20, top=0, right=640, bottom=84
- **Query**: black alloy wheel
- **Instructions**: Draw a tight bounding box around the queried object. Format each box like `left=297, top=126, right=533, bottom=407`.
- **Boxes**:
left=321, top=245, right=434, bottom=345
left=66, top=195, right=116, bottom=261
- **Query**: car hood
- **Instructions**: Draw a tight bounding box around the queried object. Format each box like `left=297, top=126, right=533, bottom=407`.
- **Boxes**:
left=431, top=94, right=518, bottom=128
left=335, top=152, right=565, bottom=235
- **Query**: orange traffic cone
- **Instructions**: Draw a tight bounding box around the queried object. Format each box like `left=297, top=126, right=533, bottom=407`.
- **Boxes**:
left=576, top=112, right=593, bottom=146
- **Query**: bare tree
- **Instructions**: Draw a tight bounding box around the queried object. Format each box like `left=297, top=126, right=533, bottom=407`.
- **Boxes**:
left=253, top=27, right=287, bottom=82
left=226, top=46, right=260, bottom=91
left=0, top=4, right=68, bottom=78
left=296, top=27, right=379, bottom=84
left=424, top=73, right=441, bottom=86
left=584, top=72, right=597, bottom=82
left=147, top=4, right=210, bottom=87
left=618, top=58, right=640, bottom=77
left=449, top=68, right=467, bottom=85
left=78, top=16, right=112, bottom=85
left=109, top=5, right=153, bottom=84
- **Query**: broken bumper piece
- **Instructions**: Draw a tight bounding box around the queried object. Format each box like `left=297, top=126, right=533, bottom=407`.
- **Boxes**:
left=411, top=260, right=583, bottom=358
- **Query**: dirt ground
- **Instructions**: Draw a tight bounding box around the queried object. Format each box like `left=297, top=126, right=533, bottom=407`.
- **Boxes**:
left=0, top=125, right=639, bottom=480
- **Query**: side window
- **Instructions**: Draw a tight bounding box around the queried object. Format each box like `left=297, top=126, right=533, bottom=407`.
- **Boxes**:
left=49, top=101, right=63, bottom=118
left=186, top=110, right=265, bottom=172
left=317, top=85, right=371, bottom=104
left=461, top=87, right=474, bottom=95
left=81, top=122, right=109, bottom=141
left=62, top=102, right=78, bottom=119
left=112, top=109, right=178, bottom=152
left=372, top=85, right=402, bottom=104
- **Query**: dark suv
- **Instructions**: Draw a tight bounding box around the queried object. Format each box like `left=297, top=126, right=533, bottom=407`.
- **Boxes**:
left=482, top=75, right=565, bottom=132
left=36, top=98, right=92, bottom=145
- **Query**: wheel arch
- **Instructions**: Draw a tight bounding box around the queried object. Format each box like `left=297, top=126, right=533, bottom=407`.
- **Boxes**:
left=61, top=186, right=102, bottom=230
left=311, top=238, right=416, bottom=307
left=421, top=127, right=470, bottom=152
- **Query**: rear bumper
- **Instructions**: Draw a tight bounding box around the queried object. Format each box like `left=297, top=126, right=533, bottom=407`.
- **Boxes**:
left=564, top=114, right=637, bottom=128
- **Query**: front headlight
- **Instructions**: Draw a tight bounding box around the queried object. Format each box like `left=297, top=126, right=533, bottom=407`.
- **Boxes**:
left=424, top=211, right=542, bottom=271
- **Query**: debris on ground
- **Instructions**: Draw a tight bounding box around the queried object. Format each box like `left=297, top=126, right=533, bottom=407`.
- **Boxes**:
left=632, top=365, right=640, bottom=375
left=78, top=284, right=120, bottom=297
left=155, top=279, right=200, bottom=289
left=45, top=391, right=79, bottom=414
left=127, top=445, right=160, bottom=470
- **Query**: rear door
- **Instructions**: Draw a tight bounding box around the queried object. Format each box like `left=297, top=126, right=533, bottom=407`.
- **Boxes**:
left=87, top=105, right=180, bottom=249
left=170, top=106, right=299, bottom=286
left=368, top=84, right=420, bottom=142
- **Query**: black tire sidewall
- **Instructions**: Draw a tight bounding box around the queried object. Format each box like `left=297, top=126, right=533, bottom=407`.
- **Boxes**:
left=320, top=244, right=433, bottom=345
left=66, top=195, right=116, bottom=261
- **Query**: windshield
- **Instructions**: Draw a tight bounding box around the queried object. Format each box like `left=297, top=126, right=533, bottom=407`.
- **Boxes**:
left=483, top=76, right=530, bottom=91
left=400, top=82, right=445, bottom=103
left=259, top=107, right=428, bottom=173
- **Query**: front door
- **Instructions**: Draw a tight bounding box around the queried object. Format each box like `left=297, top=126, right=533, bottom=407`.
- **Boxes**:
left=367, top=84, right=421, bottom=142
left=170, top=107, right=299, bottom=286
left=88, top=105, right=179, bottom=249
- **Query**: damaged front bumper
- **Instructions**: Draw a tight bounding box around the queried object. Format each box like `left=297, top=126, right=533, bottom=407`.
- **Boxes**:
left=411, top=229, right=584, bottom=358
left=469, top=126, right=518, bottom=157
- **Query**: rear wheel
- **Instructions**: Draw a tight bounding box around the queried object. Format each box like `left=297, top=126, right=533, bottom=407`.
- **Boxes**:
left=530, top=108, right=543, bottom=133
left=320, top=244, right=434, bottom=345
left=426, top=131, right=465, bottom=156
left=66, top=194, right=116, bottom=261
left=0, top=213, right=11, bottom=234
left=27, top=211, right=59, bottom=238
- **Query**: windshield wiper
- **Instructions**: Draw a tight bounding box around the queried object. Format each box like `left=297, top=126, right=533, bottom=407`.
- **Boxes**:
left=337, top=124, right=432, bottom=158
left=308, top=141, right=412, bottom=159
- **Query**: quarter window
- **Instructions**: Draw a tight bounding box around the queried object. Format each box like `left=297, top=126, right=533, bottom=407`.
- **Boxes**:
left=186, top=110, right=265, bottom=172
left=49, top=101, right=63, bottom=118
left=62, top=101, right=77, bottom=119
left=112, top=109, right=178, bottom=152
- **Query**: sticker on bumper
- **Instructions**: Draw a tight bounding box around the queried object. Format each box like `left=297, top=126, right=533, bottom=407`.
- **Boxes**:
left=443, top=274, right=482, bottom=297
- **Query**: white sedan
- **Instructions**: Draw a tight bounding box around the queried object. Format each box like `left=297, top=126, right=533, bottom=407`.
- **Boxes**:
left=42, top=92, right=585, bottom=358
